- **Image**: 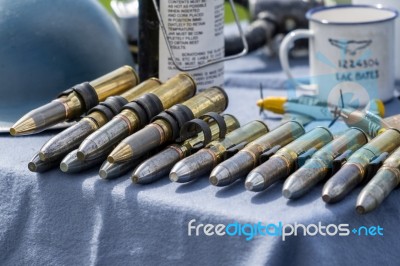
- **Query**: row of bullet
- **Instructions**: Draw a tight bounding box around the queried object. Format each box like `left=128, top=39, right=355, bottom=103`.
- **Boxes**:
left=11, top=66, right=400, bottom=215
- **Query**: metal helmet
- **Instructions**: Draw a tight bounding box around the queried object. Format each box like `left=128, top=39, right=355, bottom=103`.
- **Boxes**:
left=0, top=0, right=134, bottom=132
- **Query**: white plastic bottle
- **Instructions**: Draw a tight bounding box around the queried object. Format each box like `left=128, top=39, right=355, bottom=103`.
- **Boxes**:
left=158, top=0, right=225, bottom=90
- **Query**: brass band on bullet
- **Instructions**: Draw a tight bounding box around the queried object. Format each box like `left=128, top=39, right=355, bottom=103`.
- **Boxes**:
left=154, top=73, right=197, bottom=109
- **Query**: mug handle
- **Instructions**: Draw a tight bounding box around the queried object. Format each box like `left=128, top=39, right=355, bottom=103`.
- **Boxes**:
left=279, top=29, right=316, bottom=91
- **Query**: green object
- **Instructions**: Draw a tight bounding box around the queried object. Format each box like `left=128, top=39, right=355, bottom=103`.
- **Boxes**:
left=99, top=0, right=112, bottom=13
left=225, top=2, right=250, bottom=23
left=99, top=0, right=250, bottom=22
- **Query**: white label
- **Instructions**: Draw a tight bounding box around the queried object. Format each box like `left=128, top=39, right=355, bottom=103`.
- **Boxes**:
left=159, top=0, right=225, bottom=90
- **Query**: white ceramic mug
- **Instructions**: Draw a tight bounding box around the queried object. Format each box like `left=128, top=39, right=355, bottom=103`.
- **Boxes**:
left=353, top=0, right=400, bottom=81
left=279, top=5, right=398, bottom=106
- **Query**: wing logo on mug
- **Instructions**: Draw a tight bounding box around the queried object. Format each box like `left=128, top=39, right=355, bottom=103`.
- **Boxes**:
left=328, top=39, right=372, bottom=56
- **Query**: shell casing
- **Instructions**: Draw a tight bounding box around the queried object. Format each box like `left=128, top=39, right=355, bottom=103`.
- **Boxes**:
left=209, top=121, right=305, bottom=186
left=131, top=114, right=240, bottom=184
left=240, top=121, right=305, bottom=160
left=268, top=127, right=334, bottom=171
left=151, top=73, right=196, bottom=109
left=89, top=65, right=139, bottom=101
left=181, top=86, right=228, bottom=117
left=245, top=127, right=333, bottom=192
left=356, top=147, right=400, bottom=214
left=322, top=128, right=400, bottom=203
left=283, top=128, right=368, bottom=199
left=107, top=87, right=229, bottom=163
left=119, top=77, right=162, bottom=102
left=346, top=129, right=400, bottom=168
left=181, top=114, right=240, bottom=155
left=206, top=120, right=269, bottom=162
left=169, top=120, right=269, bottom=183
left=76, top=73, right=197, bottom=161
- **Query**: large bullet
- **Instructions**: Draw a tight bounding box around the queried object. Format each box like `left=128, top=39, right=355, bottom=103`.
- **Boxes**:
left=283, top=128, right=368, bottom=199
left=356, top=147, right=400, bottom=214
left=209, top=121, right=305, bottom=187
left=245, top=127, right=333, bottom=192
left=77, top=73, right=197, bottom=160
left=38, top=78, right=162, bottom=162
left=107, top=87, right=229, bottom=163
left=322, top=128, right=400, bottom=203
left=11, top=66, right=139, bottom=135
left=169, top=120, right=269, bottom=183
left=132, top=114, right=240, bottom=184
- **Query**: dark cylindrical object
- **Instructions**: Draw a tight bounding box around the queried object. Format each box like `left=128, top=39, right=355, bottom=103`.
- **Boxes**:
left=138, top=0, right=159, bottom=80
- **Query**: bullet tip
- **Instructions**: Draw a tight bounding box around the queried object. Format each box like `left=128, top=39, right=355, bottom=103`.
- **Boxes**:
left=245, top=181, right=254, bottom=191
left=322, top=193, right=332, bottom=203
left=209, top=165, right=233, bottom=187
left=282, top=189, right=292, bottom=199
left=209, top=175, right=218, bottom=186
left=356, top=205, right=366, bottom=215
left=169, top=172, right=179, bottom=182
left=60, top=162, right=68, bottom=172
left=28, top=162, right=37, bottom=172
left=99, top=169, right=107, bottom=179
left=107, top=144, right=133, bottom=163
left=10, top=117, right=38, bottom=136
left=245, top=172, right=265, bottom=192
left=169, top=160, right=197, bottom=183
left=356, top=193, right=378, bottom=214
left=9, top=127, right=17, bottom=136
left=131, top=175, right=139, bottom=184
left=76, top=151, right=86, bottom=161
left=107, top=156, right=115, bottom=163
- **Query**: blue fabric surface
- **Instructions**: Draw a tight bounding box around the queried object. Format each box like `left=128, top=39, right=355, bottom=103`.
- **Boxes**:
left=1, top=50, right=400, bottom=266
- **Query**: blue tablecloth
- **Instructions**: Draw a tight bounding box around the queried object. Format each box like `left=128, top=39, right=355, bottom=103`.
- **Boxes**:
left=1, top=50, right=400, bottom=266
